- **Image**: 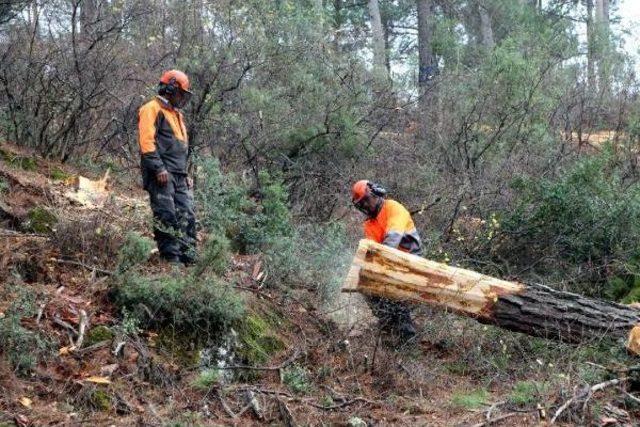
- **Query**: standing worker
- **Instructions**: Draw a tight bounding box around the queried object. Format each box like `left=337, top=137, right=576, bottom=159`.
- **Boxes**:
left=138, top=70, right=197, bottom=265
left=351, top=180, right=422, bottom=340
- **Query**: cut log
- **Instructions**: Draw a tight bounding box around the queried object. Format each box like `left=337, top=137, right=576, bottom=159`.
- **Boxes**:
left=343, top=239, right=640, bottom=355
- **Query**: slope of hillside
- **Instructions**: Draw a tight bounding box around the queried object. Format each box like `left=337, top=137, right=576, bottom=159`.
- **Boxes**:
left=0, top=143, right=636, bottom=426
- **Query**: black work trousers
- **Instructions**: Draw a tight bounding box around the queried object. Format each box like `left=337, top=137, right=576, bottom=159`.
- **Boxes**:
left=145, top=172, right=196, bottom=261
left=366, top=295, right=414, bottom=331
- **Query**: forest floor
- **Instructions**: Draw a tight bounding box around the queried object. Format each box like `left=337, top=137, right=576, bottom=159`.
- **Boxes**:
left=0, top=142, right=633, bottom=426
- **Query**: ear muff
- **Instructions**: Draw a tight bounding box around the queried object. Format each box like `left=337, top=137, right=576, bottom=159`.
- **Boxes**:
left=367, top=182, right=387, bottom=198
left=164, top=77, right=177, bottom=95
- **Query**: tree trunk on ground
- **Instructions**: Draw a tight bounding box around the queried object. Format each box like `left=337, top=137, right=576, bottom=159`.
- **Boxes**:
left=478, top=1, right=494, bottom=50
left=368, top=0, right=387, bottom=81
left=343, top=239, right=640, bottom=355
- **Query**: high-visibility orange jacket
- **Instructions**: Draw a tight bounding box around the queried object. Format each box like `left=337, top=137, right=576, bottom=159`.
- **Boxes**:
left=364, top=199, right=422, bottom=255
left=138, top=96, right=188, bottom=176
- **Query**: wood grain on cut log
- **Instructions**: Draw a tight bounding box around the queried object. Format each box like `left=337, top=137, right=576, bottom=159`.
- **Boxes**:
left=343, top=239, right=640, bottom=355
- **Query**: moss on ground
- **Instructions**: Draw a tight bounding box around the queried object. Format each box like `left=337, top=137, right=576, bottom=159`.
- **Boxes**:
left=236, top=312, right=285, bottom=366
left=155, top=327, right=203, bottom=367
left=25, top=207, right=58, bottom=233
left=90, top=389, right=111, bottom=411
left=85, top=325, right=114, bottom=347
left=50, top=167, right=72, bottom=181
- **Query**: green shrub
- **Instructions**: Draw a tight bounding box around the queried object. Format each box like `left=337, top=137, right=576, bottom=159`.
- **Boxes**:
left=236, top=313, right=284, bottom=366
left=0, top=285, right=49, bottom=374
left=115, top=232, right=154, bottom=273
left=191, top=369, right=221, bottom=390
left=508, top=381, right=547, bottom=406
left=192, top=233, right=231, bottom=278
left=451, top=388, right=489, bottom=410
left=24, top=207, right=58, bottom=233
left=194, top=157, right=254, bottom=247
left=282, top=364, right=312, bottom=394
left=49, top=167, right=71, bottom=181
left=500, top=149, right=640, bottom=296
left=111, top=271, right=244, bottom=337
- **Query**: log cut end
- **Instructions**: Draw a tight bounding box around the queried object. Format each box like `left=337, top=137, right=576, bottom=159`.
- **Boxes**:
left=627, top=325, right=640, bottom=355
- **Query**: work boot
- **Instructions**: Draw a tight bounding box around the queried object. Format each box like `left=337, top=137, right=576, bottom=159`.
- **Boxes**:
left=396, top=320, right=417, bottom=343
left=160, top=254, right=182, bottom=265
left=179, top=253, right=198, bottom=266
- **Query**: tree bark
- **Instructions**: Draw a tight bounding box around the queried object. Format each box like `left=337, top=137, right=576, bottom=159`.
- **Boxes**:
left=478, top=1, right=494, bottom=50
left=368, top=0, right=387, bottom=80
left=586, top=0, right=596, bottom=92
left=343, top=239, right=640, bottom=355
left=595, top=0, right=610, bottom=95
left=417, top=0, right=435, bottom=96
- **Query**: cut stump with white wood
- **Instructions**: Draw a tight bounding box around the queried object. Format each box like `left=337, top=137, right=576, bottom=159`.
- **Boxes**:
left=343, top=239, right=640, bottom=355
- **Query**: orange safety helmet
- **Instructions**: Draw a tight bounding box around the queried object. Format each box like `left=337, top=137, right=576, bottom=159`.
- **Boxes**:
left=352, top=180, right=370, bottom=203
left=159, top=69, right=192, bottom=94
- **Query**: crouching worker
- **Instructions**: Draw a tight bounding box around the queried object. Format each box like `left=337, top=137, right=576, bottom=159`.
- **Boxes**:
left=351, top=180, right=423, bottom=341
left=138, top=70, right=197, bottom=265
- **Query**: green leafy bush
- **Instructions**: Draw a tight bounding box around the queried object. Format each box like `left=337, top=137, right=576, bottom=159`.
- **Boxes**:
left=116, top=232, right=155, bottom=273
left=451, top=388, right=489, bottom=410
left=191, top=233, right=231, bottom=278
left=282, top=364, right=312, bottom=394
left=508, top=381, right=548, bottom=406
left=499, top=149, right=640, bottom=296
left=111, top=271, right=244, bottom=337
left=191, top=368, right=221, bottom=390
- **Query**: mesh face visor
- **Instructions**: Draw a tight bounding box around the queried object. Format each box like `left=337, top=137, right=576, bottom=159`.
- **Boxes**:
left=173, top=88, right=192, bottom=109
left=353, top=197, right=369, bottom=215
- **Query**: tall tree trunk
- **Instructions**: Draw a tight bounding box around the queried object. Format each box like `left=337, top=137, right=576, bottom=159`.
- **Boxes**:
left=333, top=0, right=343, bottom=52
left=417, top=0, right=436, bottom=112
left=478, top=1, right=494, bottom=50
left=417, top=0, right=437, bottom=104
left=382, top=11, right=392, bottom=75
left=368, top=0, right=387, bottom=80
left=586, top=0, right=596, bottom=92
left=80, top=0, right=98, bottom=34
left=314, top=0, right=324, bottom=30
left=595, top=0, right=610, bottom=95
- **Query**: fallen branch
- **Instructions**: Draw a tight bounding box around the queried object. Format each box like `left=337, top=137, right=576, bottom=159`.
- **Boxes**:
left=216, top=390, right=237, bottom=418
left=486, top=401, right=505, bottom=421
left=52, top=316, right=78, bottom=336
left=76, top=340, right=110, bottom=356
left=217, top=349, right=300, bottom=371
left=244, top=390, right=264, bottom=420
left=74, top=310, right=89, bottom=348
left=36, top=303, right=46, bottom=325
left=551, top=378, right=628, bottom=424
left=50, top=257, right=113, bottom=276
left=472, top=412, right=517, bottom=427
left=236, top=387, right=292, bottom=398
left=306, top=396, right=378, bottom=410
left=277, top=398, right=297, bottom=427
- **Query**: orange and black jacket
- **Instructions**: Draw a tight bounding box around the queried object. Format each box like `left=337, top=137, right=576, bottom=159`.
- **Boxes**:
left=138, top=96, right=188, bottom=177
left=364, top=199, right=422, bottom=255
